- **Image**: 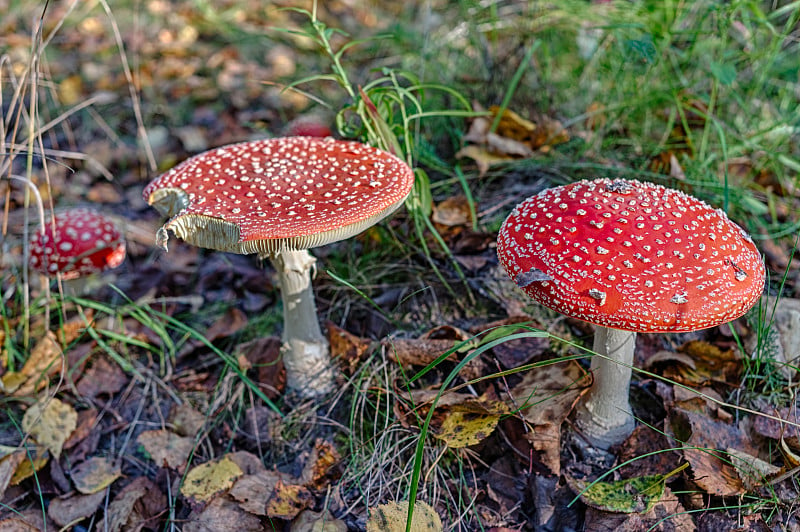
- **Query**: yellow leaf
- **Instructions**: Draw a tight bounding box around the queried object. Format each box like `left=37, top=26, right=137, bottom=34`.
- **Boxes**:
left=72, top=456, right=121, bottom=494
left=22, top=397, right=77, bottom=458
left=366, top=500, right=442, bottom=532
left=434, top=407, right=505, bottom=448
left=265, top=479, right=312, bottom=520
left=181, top=456, right=243, bottom=503
left=10, top=446, right=49, bottom=486
left=455, top=145, right=513, bottom=176
left=59, top=75, right=84, bottom=106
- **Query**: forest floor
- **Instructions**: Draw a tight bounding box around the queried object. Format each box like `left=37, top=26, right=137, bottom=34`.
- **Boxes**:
left=2, top=1, right=800, bottom=531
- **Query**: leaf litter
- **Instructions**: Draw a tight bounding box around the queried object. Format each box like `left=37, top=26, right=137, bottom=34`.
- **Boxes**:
left=1, top=1, right=799, bottom=530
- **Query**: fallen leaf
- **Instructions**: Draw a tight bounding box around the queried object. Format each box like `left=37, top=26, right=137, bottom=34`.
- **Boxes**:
left=726, top=448, right=781, bottom=490
left=10, top=446, right=49, bottom=485
left=455, top=145, right=512, bottom=176
left=513, top=361, right=591, bottom=475
left=486, top=131, right=534, bottom=157
left=649, top=341, right=741, bottom=388
left=22, top=396, right=77, bottom=458
left=235, top=337, right=285, bottom=398
left=366, top=500, right=442, bottom=532
left=265, top=479, right=313, bottom=520
left=106, top=477, right=167, bottom=532
left=583, top=486, right=696, bottom=531
left=0, top=447, right=27, bottom=498
left=230, top=470, right=281, bottom=516
left=63, top=407, right=98, bottom=452
left=326, top=322, right=372, bottom=375
left=169, top=402, right=207, bottom=436
left=75, top=355, right=129, bottom=399
left=567, top=464, right=687, bottom=513
left=290, top=509, right=347, bottom=531
left=181, top=456, right=243, bottom=504
left=432, top=399, right=509, bottom=448
left=385, top=336, right=483, bottom=380
left=178, top=307, right=248, bottom=358
left=71, top=456, right=121, bottom=494
left=0, top=518, right=41, bottom=531
left=490, top=106, right=537, bottom=141
left=184, top=496, right=263, bottom=532
left=300, top=439, right=340, bottom=489
left=2, top=331, right=64, bottom=396
left=668, top=408, right=757, bottom=496
left=752, top=406, right=800, bottom=449
left=47, top=490, right=106, bottom=527
left=432, top=195, right=473, bottom=227
left=137, top=429, right=195, bottom=472
left=486, top=317, right=549, bottom=368
left=617, top=426, right=682, bottom=479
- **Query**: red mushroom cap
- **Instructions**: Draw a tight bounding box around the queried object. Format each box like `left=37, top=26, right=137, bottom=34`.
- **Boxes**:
left=30, top=208, right=126, bottom=280
left=497, top=178, right=765, bottom=332
left=143, top=136, right=415, bottom=256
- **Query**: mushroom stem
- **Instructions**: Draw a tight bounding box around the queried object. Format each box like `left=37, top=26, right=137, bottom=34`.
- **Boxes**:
left=574, top=326, right=636, bottom=449
left=270, top=249, right=334, bottom=398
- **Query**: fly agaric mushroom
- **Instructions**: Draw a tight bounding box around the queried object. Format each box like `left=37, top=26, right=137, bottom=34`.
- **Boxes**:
left=143, top=136, right=414, bottom=398
left=30, top=208, right=126, bottom=280
left=497, top=178, right=765, bottom=449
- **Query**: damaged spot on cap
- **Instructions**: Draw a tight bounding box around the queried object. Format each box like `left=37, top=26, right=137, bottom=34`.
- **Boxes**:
left=515, top=267, right=553, bottom=288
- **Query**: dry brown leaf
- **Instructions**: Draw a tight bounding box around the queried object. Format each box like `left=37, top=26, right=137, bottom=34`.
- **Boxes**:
left=326, top=322, right=373, bottom=375
left=486, top=132, right=534, bottom=157
left=184, top=496, right=263, bottom=532
left=652, top=341, right=741, bottom=388
left=300, top=439, right=340, bottom=489
left=71, top=456, right=121, bottom=494
left=455, top=145, right=513, bottom=176
left=668, top=408, right=758, bottom=496
left=726, top=448, right=781, bottom=490
left=2, top=331, right=64, bottom=396
left=385, top=336, right=484, bottom=381
left=0, top=517, right=42, bottom=531
left=63, top=407, right=98, bottom=452
left=47, top=490, right=106, bottom=527
left=513, top=361, right=591, bottom=475
left=529, top=116, right=569, bottom=150
left=105, top=477, right=167, bottom=532
left=229, top=470, right=281, bottom=515
left=0, top=447, right=27, bottom=499
left=75, top=355, right=129, bottom=399
left=290, top=509, right=347, bottom=532
left=169, top=402, right=207, bottom=437
left=178, top=307, right=248, bottom=358
left=235, top=336, right=285, bottom=399
left=432, top=195, right=473, bottom=227
left=265, top=479, right=313, bottom=520
left=137, top=429, right=195, bottom=472
left=752, top=406, right=800, bottom=449
left=22, top=397, right=77, bottom=459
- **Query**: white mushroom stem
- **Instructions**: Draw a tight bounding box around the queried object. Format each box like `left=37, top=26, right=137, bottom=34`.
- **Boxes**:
left=270, top=249, right=334, bottom=398
left=574, top=326, right=636, bottom=449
